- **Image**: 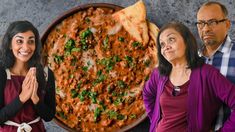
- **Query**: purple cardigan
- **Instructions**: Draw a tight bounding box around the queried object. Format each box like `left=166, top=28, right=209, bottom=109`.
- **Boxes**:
left=143, top=64, right=235, bottom=132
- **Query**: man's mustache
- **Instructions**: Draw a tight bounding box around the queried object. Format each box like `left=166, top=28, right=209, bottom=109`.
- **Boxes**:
left=202, top=32, right=214, bottom=37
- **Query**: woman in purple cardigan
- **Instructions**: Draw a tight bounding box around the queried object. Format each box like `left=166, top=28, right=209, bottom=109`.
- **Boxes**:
left=143, top=22, right=235, bottom=132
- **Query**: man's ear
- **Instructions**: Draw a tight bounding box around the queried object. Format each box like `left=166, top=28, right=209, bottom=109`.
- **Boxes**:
left=225, top=19, right=231, bottom=29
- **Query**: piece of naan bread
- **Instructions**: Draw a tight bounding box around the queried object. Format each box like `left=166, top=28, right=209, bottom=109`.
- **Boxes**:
left=147, top=22, right=159, bottom=67
left=112, top=0, right=149, bottom=45
left=148, top=22, right=159, bottom=44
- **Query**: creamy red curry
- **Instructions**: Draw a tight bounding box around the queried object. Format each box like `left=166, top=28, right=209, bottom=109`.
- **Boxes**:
left=43, top=7, right=157, bottom=131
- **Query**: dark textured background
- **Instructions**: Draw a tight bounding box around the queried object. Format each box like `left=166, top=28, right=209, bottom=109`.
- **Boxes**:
left=0, top=0, right=234, bottom=131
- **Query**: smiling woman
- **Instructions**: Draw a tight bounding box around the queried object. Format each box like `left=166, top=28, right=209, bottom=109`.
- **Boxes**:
left=11, top=31, right=36, bottom=64
left=0, top=21, right=56, bottom=132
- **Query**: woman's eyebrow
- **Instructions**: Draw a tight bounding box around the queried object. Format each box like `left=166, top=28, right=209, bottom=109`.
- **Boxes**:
left=167, top=33, right=176, bottom=37
left=29, top=36, right=35, bottom=39
left=14, top=35, right=24, bottom=39
left=14, top=35, right=35, bottom=39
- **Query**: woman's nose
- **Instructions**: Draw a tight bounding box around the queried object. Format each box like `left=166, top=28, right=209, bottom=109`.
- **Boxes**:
left=21, top=42, right=30, bottom=50
left=164, top=43, right=171, bottom=50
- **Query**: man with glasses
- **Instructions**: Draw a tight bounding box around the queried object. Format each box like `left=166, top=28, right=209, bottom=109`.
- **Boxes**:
left=196, top=1, right=234, bottom=131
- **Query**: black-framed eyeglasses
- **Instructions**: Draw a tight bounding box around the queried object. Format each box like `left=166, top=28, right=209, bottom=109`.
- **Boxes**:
left=195, top=19, right=227, bottom=29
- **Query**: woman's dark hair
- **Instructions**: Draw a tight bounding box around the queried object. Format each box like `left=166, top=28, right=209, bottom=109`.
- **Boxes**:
left=157, top=21, right=204, bottom=76
left=0, top=20, right=46, bottom=92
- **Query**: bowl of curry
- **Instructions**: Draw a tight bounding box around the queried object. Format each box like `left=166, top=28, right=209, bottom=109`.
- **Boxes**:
left=41, top=2, right=157, bottom=132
